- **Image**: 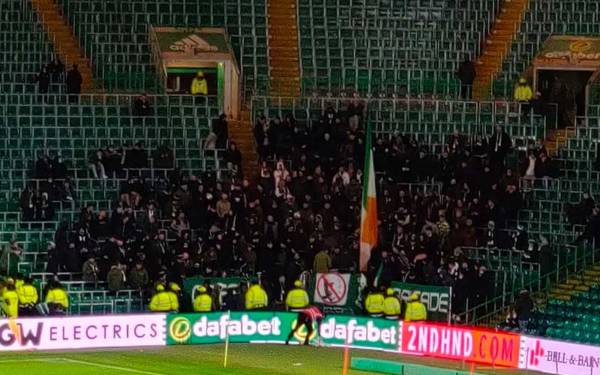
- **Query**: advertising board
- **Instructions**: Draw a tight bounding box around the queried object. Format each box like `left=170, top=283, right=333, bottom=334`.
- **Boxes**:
left=400, top=322, right=520, bottom=368
left=519, top=336, right=600, bottom=375
left=0, top=314, right=166, bottom=351
left=167, top=312, right=400, bottom=351
left=391, top=281, right=451, bottom=322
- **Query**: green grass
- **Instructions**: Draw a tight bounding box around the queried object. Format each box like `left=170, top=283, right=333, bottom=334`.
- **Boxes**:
left=0, top=345, right=541, bottom=375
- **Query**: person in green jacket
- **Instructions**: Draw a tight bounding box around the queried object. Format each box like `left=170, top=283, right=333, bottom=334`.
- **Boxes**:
left=313, top=249, right=332, bottom=274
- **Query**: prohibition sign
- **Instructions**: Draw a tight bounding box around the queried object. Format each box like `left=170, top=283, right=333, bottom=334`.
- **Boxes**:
left=316, top=273, right=348, bottom=305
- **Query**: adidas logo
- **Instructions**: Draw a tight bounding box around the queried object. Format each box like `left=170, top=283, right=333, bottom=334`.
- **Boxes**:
left=170, top=35, right=217, bottom=52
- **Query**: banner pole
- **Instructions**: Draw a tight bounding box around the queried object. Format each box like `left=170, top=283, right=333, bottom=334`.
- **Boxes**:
left=223, top=310, right=231, bottom=368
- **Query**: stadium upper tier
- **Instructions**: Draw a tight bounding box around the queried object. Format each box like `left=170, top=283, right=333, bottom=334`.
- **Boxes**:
left=298, top=0, right=500, bottom=96
left=0, top=0, right=59, bottom=93
left=494, top=0, right=600, bottom=97
left=57, top=0, right=268, bottom=95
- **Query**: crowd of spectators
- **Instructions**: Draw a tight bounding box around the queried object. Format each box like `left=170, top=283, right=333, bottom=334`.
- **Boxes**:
left=88, top=142, right=173, bottom=179
left=22, top=105, right=559, bottom=318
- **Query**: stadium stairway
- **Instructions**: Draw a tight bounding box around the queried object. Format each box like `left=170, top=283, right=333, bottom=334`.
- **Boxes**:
left=30, top=0, right=95, bottom=92
left=228, top=109, right=259, bottom=179
left=266, top=0, right=301, bottom=97
left=544, top=127, right=576, bottom=156
left=473, top=0, right=529, bottom=100
left=548, top=264, right=600, bottom=301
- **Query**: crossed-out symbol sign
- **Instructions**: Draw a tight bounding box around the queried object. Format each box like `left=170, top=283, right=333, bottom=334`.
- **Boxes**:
left=316, top=273, right=347, bottom=305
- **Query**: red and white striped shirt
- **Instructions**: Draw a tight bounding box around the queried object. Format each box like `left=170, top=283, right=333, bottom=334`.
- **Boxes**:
left=303, top=306, right=323, bottom=320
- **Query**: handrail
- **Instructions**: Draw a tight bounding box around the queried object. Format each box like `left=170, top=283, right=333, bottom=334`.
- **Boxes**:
left=459, top=240, right=600, bottom=326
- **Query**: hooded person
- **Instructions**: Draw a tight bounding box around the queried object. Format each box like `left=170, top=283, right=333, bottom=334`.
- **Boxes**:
left=191, top=70, right=208, bottom=95
left=404, top=292, right=427, bottom=322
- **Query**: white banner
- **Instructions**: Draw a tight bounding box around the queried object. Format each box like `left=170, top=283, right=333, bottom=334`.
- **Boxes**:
left=520, top=336, right=600, bottom=374
left=0, top=314, right=166, bottom=351
left=313, top=273, right=351, bottom=306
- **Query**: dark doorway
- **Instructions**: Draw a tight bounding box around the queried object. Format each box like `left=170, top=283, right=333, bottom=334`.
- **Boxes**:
left=537, top=69, right=593, bottom=117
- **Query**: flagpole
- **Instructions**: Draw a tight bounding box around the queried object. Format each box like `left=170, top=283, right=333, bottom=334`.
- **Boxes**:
left=359, top=109, right=377, bottom=273
left=223, top=310, right=231, bottom=368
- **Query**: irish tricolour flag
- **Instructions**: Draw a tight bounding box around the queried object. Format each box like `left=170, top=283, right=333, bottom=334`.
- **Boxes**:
left=359, top=122, right=377, bottom=272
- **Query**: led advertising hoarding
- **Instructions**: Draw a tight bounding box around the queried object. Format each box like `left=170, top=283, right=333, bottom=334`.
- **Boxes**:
left=0, top=314, right=166, bottom=351
left=520, top=336, right=600, bottom=375
left=400, top=322, right=521, bottom=368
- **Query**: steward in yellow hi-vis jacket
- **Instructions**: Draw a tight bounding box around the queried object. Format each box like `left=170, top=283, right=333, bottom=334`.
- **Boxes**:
left=193, top=286, right=214, bottom=312
left=404, top=292, right=427, bottom=322
left=245, top=283, right=268, bottom=310
left=383, top=288, right=401, bottom=319
left=285, top=280, right=309, bottom=311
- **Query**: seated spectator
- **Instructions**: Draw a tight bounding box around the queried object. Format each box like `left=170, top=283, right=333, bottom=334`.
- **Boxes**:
left=89, top=149, right=107, bottom=179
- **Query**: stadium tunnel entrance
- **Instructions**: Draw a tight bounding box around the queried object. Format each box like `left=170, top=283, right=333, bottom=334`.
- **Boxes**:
left=532, top=36, right=600, bottom=119
left=150, top=26, right=241, bottom=118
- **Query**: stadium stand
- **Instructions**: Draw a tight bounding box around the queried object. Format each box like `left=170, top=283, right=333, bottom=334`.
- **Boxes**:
left=297, top=0, right=501, bottom=96
left=1, top=0, right=600, bottom=351
left=0, top=0, right=60, bottom=93
left=493, top=0, right=600, bottom=97
left=57, top=0, right=268, bottom=95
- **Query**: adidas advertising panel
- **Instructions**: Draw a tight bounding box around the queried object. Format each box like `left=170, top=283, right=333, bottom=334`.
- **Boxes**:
left=167, top=312, right=400, bottom=351
left=519, top=336, right=600, bottom=375
left=0, top=314, right=166, bottom=351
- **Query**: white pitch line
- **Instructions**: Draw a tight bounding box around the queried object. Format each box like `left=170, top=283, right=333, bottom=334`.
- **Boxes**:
left=60, top=358, right=166, bottom=375
left=0, top=358, right=62, bottom=364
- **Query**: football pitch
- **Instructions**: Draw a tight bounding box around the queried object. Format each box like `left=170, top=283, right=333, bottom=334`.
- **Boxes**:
left=0, top=344, right=540, bottom=375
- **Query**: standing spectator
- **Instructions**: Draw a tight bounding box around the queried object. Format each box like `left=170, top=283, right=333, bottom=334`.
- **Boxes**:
left=313, top=248, right=331, bottom=274
left=191, top=70, right=208, bottom=96
left=66, top=64, right=83, bottom=103
left=0, top=240, right=23, bottom=275
left=128, top=261, right=149, bottom=290
left=47, top=59, right=65, bottom=82
left=347, top=92, right=364, bottom=131
left=514, top=78, right=533, bottom=115
left=34, top=65, right=50, bottom=94
left=488, top=125, right=512, bottom=175
left=457, top=57, right=476, bottom=99
left=224, top=142, right=242, bottom=174
left=212, top=114, right=229, bottom=149
left=514, top=289, right=534, bottom=332
left=82, top=257, right=99, bottom=283
left=133, top=93, right=152, bottom=116
left=107, top=263, right=126, bottom=293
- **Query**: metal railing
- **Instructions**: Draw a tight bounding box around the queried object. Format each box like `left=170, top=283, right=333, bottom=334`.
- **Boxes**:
left=459, top=240, right=600, bottom=326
